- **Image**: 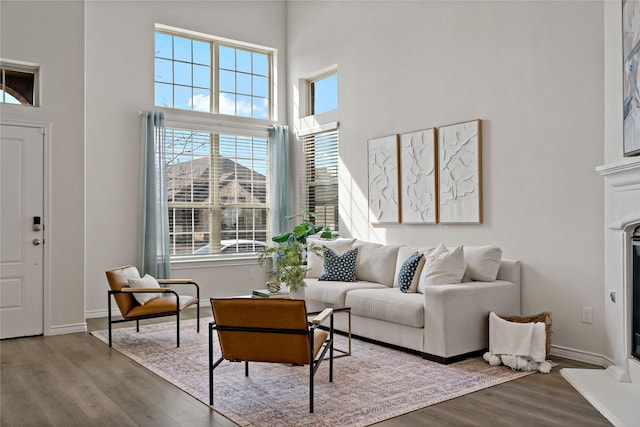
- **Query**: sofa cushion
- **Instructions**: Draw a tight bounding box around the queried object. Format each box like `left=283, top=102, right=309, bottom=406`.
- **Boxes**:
left=353, top=241, right=402, bottom=286
left=346, top=288, right=425, bottom=328
left=417, top=244, right=466, bottom=292
left=306, top=238, right=356, bottom=278
left=304, top=278, right=387, bottom=305
left=398, top=252, right=425, bottom=293
left=319, top=247, right=358, bottom=282
left=393, top=245, right=435, bottom=287
left=462, top=245, right=503, bottom=282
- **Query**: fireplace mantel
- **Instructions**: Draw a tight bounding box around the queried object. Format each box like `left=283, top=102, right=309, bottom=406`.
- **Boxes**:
left=596, top=158, right=640, bottom=188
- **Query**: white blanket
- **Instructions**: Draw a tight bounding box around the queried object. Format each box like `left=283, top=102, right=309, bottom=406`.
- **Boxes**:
left=489, top=312, right=546, bottom=362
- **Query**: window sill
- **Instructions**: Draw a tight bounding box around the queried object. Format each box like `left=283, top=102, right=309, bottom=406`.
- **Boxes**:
left=162, top=107, right=277, bottom=136
left=171, top=253, right=262, bottom=270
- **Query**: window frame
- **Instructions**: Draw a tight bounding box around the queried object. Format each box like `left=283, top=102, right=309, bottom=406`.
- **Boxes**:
left=308, top=70, right=338, bottom=116
left=155, top=24, right=278, bottom=262
left=0, top=60, right=40, bottom=107
left=165, top=120, right=271, bottom=261
left=155, top=24, right=276, bottom=121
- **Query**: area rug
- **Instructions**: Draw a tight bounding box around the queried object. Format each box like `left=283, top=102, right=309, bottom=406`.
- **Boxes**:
left=91, top=318, right=533, bottom=427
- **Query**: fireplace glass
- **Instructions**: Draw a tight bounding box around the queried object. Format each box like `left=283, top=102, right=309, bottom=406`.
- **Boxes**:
left=633, top=226, right=640, bottom=361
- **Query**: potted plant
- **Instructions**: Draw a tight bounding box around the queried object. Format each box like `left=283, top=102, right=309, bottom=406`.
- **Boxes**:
left=271, top=210, right=335, bottom=244
left=258, top=210, right=336, bottom=293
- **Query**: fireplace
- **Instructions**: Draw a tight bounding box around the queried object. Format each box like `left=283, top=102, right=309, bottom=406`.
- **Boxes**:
left=633, top=226, right=640, bottom=361
left=560, top=159, right=640, bottom=426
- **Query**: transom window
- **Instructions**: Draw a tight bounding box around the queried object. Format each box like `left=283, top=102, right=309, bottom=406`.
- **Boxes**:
left=0, top=63, right=38, bottom=106
left=310, top=72, right=337, bottom=115
left=154, top=30, right=271, bottom=119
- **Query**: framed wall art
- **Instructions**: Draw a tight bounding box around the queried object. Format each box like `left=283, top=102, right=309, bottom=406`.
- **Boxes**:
left=367, top=135, right=400, bottom=224
left=624, top=0, right=640, bottom=156
left=438, top=119, right=482, bottom=224
left=399, top=128, right=437, bottom=224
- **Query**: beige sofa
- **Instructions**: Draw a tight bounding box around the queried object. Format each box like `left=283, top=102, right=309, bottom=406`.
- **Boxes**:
left=304, top=238, right=521, bottom=364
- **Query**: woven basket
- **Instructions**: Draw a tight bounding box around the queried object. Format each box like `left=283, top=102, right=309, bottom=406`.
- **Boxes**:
left=499, top=311, right=553, bottom=358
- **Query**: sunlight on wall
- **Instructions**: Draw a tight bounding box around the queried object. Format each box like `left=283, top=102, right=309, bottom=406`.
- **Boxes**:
left=338, top=156, right=388, bottom=243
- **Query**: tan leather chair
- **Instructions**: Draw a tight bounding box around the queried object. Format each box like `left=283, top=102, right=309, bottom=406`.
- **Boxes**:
left=106, top=265, right=200, bottom=347
left=209, top=298, right=334, bottom=413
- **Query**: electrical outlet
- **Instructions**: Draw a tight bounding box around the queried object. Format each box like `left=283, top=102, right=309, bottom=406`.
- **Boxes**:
left=249, top=268, right=256, bottom=279
left=581, top=306, right=593, bottom=324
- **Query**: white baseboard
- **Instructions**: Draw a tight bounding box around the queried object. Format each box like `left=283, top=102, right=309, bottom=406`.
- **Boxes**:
left=47, top=322, right=87, bottom=335
left=550, top=344, right=613, bottom=368
left=85, top=308, right=120, bottom=319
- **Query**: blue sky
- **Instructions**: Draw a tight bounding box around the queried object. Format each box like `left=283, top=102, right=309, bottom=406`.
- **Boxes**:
left=0, top=90, right=20, bottom=104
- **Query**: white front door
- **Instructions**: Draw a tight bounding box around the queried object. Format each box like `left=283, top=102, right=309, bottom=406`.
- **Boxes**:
left=0, top=124, right=44, bottom=339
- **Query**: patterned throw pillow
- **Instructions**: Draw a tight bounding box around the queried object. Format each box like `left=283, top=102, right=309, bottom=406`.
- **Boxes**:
left=398, top=252, right=425, bottom=293
left=319, top=247, right=359, bottom=282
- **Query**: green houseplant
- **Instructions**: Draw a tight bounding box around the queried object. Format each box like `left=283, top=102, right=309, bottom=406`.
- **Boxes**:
left=258, top=210, right=336, bottom=293
left=271, top=211, right=334, bottom=244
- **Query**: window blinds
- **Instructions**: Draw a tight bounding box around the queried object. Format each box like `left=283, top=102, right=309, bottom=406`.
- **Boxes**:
left=301, top=129, right=339, bottom=231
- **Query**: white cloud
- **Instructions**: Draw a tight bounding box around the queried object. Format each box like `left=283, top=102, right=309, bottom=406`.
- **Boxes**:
left=190, top=94, right=210, bottom=112
left=219, top=93, right=235, bottom=115
left=191, top=93, right=265, bottom=117
left=220, top=93, right=252, bottom=116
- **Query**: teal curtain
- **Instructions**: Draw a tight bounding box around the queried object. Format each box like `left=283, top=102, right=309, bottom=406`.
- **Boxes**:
left=269, top=124, right=290, bottom=238
left=139, top=111, right=170, bottom=278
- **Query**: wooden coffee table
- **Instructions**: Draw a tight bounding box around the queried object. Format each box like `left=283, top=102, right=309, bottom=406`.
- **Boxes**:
left=304, top=299, right=351, bottom=358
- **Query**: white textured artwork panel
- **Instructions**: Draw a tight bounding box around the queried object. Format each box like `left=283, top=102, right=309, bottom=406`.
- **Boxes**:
left=438, top=120, right=481, bottom=223
left=400, top=129, right=436, bottom=223
left=368, top=135, right=399, bottom=224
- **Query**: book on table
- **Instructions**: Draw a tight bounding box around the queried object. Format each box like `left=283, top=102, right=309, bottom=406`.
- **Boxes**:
left=252, top=288, right=290, bottom=298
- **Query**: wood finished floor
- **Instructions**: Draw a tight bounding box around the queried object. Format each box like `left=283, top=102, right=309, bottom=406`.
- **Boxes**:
left=1, top=307, right=612, bottom=427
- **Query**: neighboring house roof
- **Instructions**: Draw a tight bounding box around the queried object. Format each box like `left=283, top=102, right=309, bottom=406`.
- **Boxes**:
left=166, top=157, right=266, bottom=203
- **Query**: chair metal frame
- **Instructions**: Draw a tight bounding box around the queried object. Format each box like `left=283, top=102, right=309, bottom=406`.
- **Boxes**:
left=107, top=278, right=200, bottom=347
left=208, top=299, right=334, bottom=413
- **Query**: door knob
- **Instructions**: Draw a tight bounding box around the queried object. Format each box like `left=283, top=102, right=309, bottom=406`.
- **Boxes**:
left=32, top=239, right=41, bottom=246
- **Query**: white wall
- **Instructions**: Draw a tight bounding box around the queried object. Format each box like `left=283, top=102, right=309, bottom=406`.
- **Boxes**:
left=84, top=1, right=285, bottom=316
left=0, top=1, right=86, bottom=334
left=287, top=1, right=606, bottom=357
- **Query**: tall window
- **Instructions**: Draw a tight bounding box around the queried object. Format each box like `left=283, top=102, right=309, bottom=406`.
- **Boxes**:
left=155, top=30, right=271, bottom=119
left=155, top=26, right=274, bottom=257
left=0, top=63, right=38, bottom=106
left=302, top=130, right=339, bottom=231
left=166, top=129, right=269, bottom=256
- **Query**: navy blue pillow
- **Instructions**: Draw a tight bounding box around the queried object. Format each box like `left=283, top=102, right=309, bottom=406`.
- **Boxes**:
left=319, top=247, right=358, bottom=282
left=398, top=251, right=424, bottom=293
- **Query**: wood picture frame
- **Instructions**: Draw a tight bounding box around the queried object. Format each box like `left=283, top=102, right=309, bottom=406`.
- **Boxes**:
left=438, top=119, right=482, bottom=224
left=399, top=128, right=438, bottom=224
left=367, top=135, right=401, bottom=224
